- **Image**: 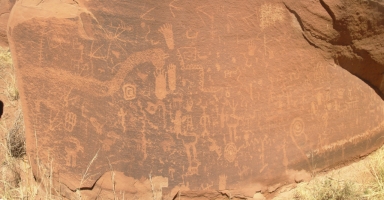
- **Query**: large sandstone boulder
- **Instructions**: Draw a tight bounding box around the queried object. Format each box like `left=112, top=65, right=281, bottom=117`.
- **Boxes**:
left=7, top=0, right=384, bottom=199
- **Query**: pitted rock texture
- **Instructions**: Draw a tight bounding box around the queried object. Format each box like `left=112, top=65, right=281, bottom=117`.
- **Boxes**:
left=7, top=0, right=384, bottom=199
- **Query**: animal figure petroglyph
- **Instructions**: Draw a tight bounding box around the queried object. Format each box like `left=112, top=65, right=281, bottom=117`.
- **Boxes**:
left=27, top=48, right=169, bottom=98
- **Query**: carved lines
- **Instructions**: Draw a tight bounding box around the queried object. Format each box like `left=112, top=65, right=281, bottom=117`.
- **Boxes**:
left=64, top=112, right=77, bottom=132
left=122, top=83, right=136, bottom=100
left=159, top=23, right=175, bottom=50
left=224, top=142, right=237, bottom=162
left=290, top=117, right=304, bottom=137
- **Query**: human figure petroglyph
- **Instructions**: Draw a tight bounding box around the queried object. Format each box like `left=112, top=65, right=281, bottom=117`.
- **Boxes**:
left=227, top=100, right=240, bottom=142
left=171, top=110, right=182, bottom=138
left=158, top=23, right=175, bottom=50
left=181, top=130, right=200, bottom=176
left=137, top=101, right=151, bottom=162
left=64, top=112, right=77, bottom=132
left=183, top=115, right=194, bottom=132
left=27, top=48, right=169, bottom=98
left=200, top=105, right=211, bottom=137
left=118, top=108, right=127, bottom=132
left=64, top=137, right=84, bottom=167
left=168, top=167, right=175, bottom=180
left=173, top=113, right=200, bottom=175
left=155, top=68, right=168, bottom=100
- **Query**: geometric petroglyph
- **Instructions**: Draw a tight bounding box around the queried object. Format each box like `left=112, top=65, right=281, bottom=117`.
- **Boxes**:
left=290, top=117, right=305, bottom=137
left=64, top=112, right=77, bottom=132
left=122, top=83, right=136, bottom=100
left=260, top=3, right=285, bottom=30
left=224, top=142, right=237, bottom=162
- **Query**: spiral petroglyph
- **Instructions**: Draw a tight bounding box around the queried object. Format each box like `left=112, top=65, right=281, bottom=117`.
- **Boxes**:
left=290, top=117, right=305, bottom=137
left=224, top=142, right=237, bottom=162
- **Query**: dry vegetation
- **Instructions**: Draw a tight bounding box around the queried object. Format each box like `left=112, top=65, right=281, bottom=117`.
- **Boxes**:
left=279, top=147, right=384, bottom=200
left=0, top=47, right=384, bottom=200
left=0, top=47, right=59, bottom=200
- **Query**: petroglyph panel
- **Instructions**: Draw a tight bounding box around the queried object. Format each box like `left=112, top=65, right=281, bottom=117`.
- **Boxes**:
left=8, top=0, right=384, bottom=199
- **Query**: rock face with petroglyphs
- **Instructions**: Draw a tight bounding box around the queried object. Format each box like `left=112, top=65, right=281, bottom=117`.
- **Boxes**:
left=7, top=0, right=384, bottom=199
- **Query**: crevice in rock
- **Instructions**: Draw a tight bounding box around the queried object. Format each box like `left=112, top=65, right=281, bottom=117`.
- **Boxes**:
left=319, top=0, right=336, bottom=26
left=334, top=45, right=384, bottom=99
left=64, top=174, right=103, bottom=193
left=284, top=3, right=323, bottom=49
left=318, top=0, right=353, bottom=45
left=283, top=3, right=305, bottom=32
left=302, top=33, right=321, bottom=49
left=285, top=0, right=384, bottom=99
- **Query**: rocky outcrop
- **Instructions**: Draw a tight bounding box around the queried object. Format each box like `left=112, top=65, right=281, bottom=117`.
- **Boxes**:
left=284, top=0, right=384, bottom=99
left=7, top=0, right=384, bottom=199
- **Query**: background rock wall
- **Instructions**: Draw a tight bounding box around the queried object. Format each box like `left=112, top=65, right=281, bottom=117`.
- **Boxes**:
left=6, top=0, right=384, bottom=199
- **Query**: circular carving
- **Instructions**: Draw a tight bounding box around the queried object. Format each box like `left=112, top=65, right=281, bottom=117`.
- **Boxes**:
left=290, top=118, right=304, bottom=137
left=224, top=143, right=237, bottom=162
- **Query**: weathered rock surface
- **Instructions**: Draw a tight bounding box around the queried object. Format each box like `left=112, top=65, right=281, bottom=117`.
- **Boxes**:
left=0, top=0, right=14, bottom=47
left=284, top=0, right=384, bottom=99
left=7, top=0, right=384, bottom=199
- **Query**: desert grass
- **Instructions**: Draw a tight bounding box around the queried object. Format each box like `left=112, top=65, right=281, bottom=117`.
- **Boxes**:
left=0, top=47, right=18, bottom=103
left=363, top=147, right=384, bottom=199
left=293, top=177, right=364, bottom=200
left=0, top=47, right=12, bottom=67
left=3, top=72, right=19, bottom=102
left=76, top=149, right=99, bottom=200
left=290, top=146, right=384, bottom=200
left=0, top=47, right=57, bottom=199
